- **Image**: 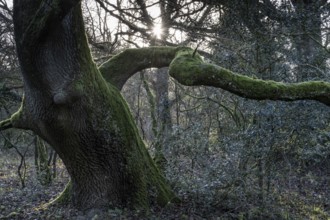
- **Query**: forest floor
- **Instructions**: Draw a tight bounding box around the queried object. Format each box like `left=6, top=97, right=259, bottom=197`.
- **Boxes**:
left=0, top=149, right=329, bottom=220
left=0, top=150, right=224, bottom=220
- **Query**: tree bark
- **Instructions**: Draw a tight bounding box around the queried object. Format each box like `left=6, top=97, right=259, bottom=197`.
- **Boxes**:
left=11, top=1, right=175, bottom=210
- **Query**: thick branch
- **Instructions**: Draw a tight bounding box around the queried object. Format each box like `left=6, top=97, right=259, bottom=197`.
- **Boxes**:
left=98, top=46, right=184, bottom=89
left=169, top=49, right=330, bottom=106
left=99, top=46, right=330, bottom=106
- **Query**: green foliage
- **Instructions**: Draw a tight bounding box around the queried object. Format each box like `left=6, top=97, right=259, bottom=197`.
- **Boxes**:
left=47, top=181, right=72, bottom=206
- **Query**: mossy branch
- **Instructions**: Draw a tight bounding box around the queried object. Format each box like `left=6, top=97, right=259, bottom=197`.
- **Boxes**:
left=169, top=50, right=330, bottom=106
left=98, top=46, right=186, bottom=89
left=0, top=102, right=31, bottom=131
left=99, top=47, right=330, bottom=106
left=45, top=181, right=72, bottom=207
left=0, top=118, right=12, bottom=131
left=99, top=46, right=330, bottom=106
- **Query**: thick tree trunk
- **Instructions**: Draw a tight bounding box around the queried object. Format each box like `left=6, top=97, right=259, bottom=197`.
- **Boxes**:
left=12, top=1, right=175, bottom=210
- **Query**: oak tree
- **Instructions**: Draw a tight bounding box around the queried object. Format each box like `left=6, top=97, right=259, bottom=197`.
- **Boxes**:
left=1, top=0, right=329, bottom=210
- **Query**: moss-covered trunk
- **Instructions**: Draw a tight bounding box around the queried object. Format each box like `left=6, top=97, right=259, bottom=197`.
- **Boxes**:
left=12, top=1, right=175, bottom=210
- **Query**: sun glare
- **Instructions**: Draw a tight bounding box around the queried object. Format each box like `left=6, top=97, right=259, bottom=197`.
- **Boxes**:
left=152, top=24, right=163, bottom=39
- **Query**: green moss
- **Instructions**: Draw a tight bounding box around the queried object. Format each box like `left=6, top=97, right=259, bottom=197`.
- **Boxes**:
left=35, top=136, right=52, bottom=186
left=8, top=98, right=28, bottom=129
left=169, top=48, right=330, bottom=106
left=99, top=46, right=187, bottom=89
left=73, top=80, right=84, bottom=94
left=16, top=3, right=178, bottom=211
left=114, top=92, right=175, bottom=208
left=0, top=118, right=12, bottom=130
left=46, top=181, right=72, bottom=207
left=169, top=52, right=203, bottom=85
left=75, top=55, right=177, bottom=209
left=10, top=105, right=23, bottom=124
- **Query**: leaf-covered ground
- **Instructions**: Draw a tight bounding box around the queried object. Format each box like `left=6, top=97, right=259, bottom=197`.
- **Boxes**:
left=0, top=148, right=329, bottom=219
left=0, top=152, right=71, bottom=219
left=0, top=151, right=221, bottom=220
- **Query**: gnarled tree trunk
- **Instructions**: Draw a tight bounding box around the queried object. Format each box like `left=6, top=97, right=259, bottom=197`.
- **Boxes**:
left=12, top=1, right=175, bottom=210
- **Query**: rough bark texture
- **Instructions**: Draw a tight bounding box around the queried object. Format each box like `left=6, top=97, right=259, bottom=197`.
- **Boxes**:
left=10, top=1, right=175, bottom=210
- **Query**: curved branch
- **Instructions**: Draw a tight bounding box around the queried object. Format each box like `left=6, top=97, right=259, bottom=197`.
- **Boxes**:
left=0, top=118, right=12, bottom=131
left=169, top=49, right=330, bottom=106
left=0, top=99, right=31, bottom=131
left=98, top=46, right=185, bottom=89
left=99, top=46, right=330, bottom=106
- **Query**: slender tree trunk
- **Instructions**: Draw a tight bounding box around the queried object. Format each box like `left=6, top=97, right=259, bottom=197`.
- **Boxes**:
left=34, top=135, right=52, bottom=185
left=13, top=1, right=175, bottom=210
left=153, top=68, right=172, bottom=169
left=291, top=1, right=325, bottom=81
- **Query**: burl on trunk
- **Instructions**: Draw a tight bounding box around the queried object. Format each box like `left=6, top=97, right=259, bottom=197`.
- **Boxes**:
left=12, top=1, right=175, bottom=210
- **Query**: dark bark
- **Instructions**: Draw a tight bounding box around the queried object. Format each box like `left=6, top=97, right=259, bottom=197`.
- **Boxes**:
left=11, top=1, right=175, bottom=210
